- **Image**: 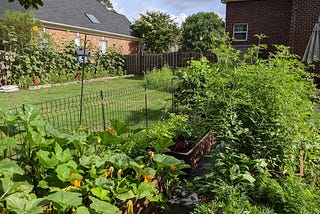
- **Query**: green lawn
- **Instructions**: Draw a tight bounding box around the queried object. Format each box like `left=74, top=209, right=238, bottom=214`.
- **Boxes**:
left=0, top=76, right=173, bottom=132
left=0, top=76, right=145, bottom=109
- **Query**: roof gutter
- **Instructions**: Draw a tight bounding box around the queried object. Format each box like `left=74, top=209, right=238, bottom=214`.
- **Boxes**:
left=221, top=0, right=250, bottom=3
left=41, top=20, right=141, bottom=42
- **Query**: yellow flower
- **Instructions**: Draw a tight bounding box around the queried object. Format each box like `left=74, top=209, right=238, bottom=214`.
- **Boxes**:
left=102, top=171, right=110, bottom=178
left=139, top=164, right=146, bottom=169
left=32, top=25, right=39, bottom=31
left=117, top=169, right=123, bottom=175
left=66, top=29, right=70, bottom=34
left=127, top=200, right=134, bottom=214
left=96, top=137, right=102, bottom=144
left=170, top=165, right=177, bottom=171
left=107, top=127, right=115, bottom=134
left=70, top=179, right=81, bottom=187
left=109, top=166, right=114, bottom=174
left=148, top=151, right=154, bottom=159
left=143, top=174, right=153, bottom=183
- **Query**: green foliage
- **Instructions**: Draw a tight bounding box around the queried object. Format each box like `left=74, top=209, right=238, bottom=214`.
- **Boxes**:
left=0, top=11, right=126, bottom=87
left=144, top=65, right=176, bottom=91
left=97, top=0, right=115, bottom=11
left=8, top=0, right=44, bottom=9
left=0, top=106, right=188, bottom=213
left=177, top=39, right=320, bottom=213
left=93, top=46, right=125, bottom=76
left=181, top=12, right=225, bottom=52
left=0, top=11, right=42, bottom=51
left=131, top=10, right=180, bottom=53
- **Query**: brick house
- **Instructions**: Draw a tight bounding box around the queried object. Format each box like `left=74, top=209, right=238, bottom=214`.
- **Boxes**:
left=0, top=0, right=141, bottom=55
left=222, top=0, right=320, bottom=58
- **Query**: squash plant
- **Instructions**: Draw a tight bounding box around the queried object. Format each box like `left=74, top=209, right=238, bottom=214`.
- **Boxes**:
left=0, top=105, right=188, bottom=213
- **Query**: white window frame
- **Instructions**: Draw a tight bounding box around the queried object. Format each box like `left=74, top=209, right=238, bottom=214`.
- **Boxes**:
left=74, top=37, right=81, bottom=47
left=99, top=40, right=107, bottom=54
left=233, top=23, right=248, bottom=41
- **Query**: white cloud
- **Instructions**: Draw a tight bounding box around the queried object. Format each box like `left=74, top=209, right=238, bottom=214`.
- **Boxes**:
left=112, top=0, right=226, bottom=23
left=170, top=13, right=188, bottom=26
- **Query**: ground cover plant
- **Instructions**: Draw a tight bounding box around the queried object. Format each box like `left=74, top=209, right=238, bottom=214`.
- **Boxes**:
left=0, top=105, right=189, bottom=213
left=174, top=40, right=320, bottom=213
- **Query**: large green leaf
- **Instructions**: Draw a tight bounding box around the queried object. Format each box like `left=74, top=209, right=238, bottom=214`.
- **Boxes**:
left=47, top=192, right=82, bottom=211
left=6, top=196, right=48, bottom=214
left=91, top=187, right=111, bottom=201
left=0, top=160, right=24, bottom=175
left=76, top=206, right=91, bottom=214
left=137, top=182, right=158, bottom=200
left=115, top=189, right=135, bottom=201
left=153, top=138, right=175, bottom=153
left=55, top=164, right=71, bottom=182
left=37, top=150, right=59, bottom=168
left=109, top=153, right=131, bottom=169
left=0, top=137, right=18, bottom=150
left=54, top=143, right=72, bottom=163
left=153, top=154, right=182, bottom=168
left=89, top=196, right=119, bottom=214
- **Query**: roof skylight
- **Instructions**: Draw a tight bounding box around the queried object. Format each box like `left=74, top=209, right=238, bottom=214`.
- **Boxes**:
left=85, top=13, right=100, bottom=24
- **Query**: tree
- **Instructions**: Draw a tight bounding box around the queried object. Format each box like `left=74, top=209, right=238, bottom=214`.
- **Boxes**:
left=181, top=12, right=225, bottom=52
left=131, top=10, right=180, bottom=54
left=97, top=0, right=115, bottom=11
left=8, top=0, right=43, bottom=9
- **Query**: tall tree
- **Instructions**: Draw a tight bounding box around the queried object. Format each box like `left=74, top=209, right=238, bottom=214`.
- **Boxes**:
left=181, top=12, right=225, bottom=52
left=131, top=10, right=180, bottom=54
left=8, top=0, right=43, bottom=9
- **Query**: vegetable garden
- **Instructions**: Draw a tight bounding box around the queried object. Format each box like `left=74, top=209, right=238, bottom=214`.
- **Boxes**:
left=1, top=10, right=320, bottom=214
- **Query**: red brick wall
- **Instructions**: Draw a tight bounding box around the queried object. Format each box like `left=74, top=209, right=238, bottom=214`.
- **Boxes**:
left=44, top=28, right=140, bottom=55
left=226, top=0, right=292, bottom=49
left=226, top=0, right=320, bottom=59
left=290, top=0, right=320, bottom=56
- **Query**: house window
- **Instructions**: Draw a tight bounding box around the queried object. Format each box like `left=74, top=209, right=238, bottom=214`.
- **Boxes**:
left=74, top=37, right=81, bottom=47
left=85, top=13, right=100, bottom=24
left=233, top=23, right=248, bottom=41
left=99, top=40, right=107, bottom=54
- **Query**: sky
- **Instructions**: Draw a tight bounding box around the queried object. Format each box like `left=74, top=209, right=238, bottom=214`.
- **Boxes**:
left=111, top=0, right=226, bottom=25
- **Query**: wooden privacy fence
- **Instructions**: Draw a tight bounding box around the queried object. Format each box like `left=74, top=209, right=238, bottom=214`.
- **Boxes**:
left=125, top=51, right=217, bottom=75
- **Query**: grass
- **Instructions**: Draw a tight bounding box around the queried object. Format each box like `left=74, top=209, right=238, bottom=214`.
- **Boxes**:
left=0, top=76, right=145, bottom=109
left=0, top=76, right=173, bottom=132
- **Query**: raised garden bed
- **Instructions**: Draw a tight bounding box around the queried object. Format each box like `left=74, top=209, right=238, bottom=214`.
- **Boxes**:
left=168, top=130, right=215, bottom=168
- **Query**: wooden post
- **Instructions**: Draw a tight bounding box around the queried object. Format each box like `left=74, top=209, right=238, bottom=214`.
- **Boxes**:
left=299, top=149, right=304, bottom=177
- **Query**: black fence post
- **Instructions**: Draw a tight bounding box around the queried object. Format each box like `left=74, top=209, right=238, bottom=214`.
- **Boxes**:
left=144, top=84, right=148, bottom=131
left=100, top=90, right=106, bottom=131
left=171, top=78, right=174, bottom=112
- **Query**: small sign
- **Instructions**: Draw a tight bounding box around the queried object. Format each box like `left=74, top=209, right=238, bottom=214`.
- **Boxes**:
left=76, top=49, right=89, bottom=64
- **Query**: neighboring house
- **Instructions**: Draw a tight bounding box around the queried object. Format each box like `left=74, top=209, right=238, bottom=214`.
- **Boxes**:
left=222, top=0, right=320, bottom=58
left=0, top=0, right=140, bottom=55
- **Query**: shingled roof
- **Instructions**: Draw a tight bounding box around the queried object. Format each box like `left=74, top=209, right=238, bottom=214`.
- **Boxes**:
left=0, top=0, right=136, bottom=38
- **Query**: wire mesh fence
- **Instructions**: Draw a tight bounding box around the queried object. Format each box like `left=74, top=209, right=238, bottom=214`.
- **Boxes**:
left=1, top=82, right=176, bottom=139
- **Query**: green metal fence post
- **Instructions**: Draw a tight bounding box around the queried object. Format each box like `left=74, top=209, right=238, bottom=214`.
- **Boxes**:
left=100, top=90, right=106, bottom=131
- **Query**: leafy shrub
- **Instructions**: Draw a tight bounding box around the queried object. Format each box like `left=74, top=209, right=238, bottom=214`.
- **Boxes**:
left=144, top=65, right=176, bottom=91
left=93, top=46, right=125, bottom=76
left=177, top=37, right=320, bottom=212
